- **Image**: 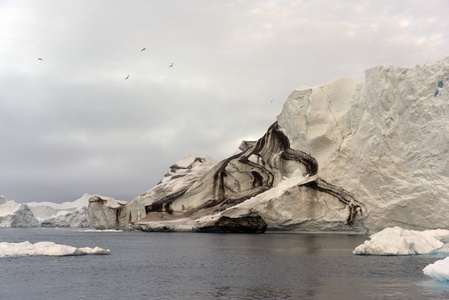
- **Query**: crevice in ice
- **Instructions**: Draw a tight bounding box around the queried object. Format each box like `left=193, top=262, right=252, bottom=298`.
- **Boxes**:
left=320, top=86, right=343, bottom=135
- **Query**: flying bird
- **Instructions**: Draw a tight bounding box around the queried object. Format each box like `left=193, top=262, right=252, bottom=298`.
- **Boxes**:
left=169, top=63, right=174, bottom=67
left=38, top=58, right=43, bottom=61
left=125, top=75, right=130, bottom=80
left=141, top=48, right=146, bottom=52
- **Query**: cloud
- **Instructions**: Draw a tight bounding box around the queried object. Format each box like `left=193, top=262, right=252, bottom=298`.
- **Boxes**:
left=0, top=0, right=448, bottom=203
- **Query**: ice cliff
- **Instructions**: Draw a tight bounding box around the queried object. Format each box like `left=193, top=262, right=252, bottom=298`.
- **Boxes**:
left=0, top=196, right=39, bottom=227
left=88, top=57, right=449, bottom=234
left=26, top=193, right=112, bottom=228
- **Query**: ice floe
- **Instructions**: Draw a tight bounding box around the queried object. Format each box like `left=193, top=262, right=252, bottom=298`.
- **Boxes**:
left=353, top=226, right=449, bottom=255
left=0, top=241, right=110, bottom=257
left=81, top=229, right=123, bottom=232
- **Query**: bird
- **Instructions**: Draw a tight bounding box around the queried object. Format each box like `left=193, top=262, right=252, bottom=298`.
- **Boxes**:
left=169, top=63, right=174, bottom=67
left=141, top=48, right=146, bottom=52
left=38, top=58, right=43, bottom=61
left=125, top=75, right=130, bottom=80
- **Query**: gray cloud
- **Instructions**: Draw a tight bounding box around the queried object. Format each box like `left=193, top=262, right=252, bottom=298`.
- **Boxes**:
left=1, top=0, right=448, bottom=203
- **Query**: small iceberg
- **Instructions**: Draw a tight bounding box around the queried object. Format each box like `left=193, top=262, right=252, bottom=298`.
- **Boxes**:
left=353, top=226, right=449, bottom=255
left=0, top=241, right=110, bottom=257
left=424, top=257, right=449, bottom=281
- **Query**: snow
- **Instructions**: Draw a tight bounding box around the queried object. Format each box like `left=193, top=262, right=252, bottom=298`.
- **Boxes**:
left=353, top=226, right=449, bottom=255
left=424, top=257, right=449, bottom=281
left=0, top=241, right=110, bottom=257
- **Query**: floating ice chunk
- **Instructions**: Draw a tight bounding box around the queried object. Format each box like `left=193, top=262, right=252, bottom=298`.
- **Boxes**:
left=0, top=241, right=110, bottom=257
left=353, top=226, right=449, bottom=255
left=80, top=229, right=123, bottom=232
left=78, top=246, right=111, bottom=255
left=423, top=257, right=449, bottom=281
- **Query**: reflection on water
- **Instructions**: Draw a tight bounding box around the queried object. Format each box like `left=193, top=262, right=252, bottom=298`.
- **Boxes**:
left=1, top=229, right=449, bottom=299
left=418, top=279, right=449, bottom=298
left=304, top=234, right=319, bottom=254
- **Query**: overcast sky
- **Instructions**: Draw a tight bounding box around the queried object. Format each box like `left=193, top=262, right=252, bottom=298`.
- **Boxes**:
left=1, top=0, right=448, bottom=204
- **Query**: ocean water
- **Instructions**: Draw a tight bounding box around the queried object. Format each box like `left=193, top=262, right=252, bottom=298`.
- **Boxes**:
left=1, top=228, right=449, bottom=300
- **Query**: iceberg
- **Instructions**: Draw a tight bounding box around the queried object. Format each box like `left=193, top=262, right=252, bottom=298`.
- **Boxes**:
left=423, top=257, right=449, bottom=281
left=0, top=196, right=39, bottom=227
left=28, top=193, right=114, bottom=228
left=0, top=241, right=110, bottom=257
left=353, top=227, right=449, bottom=255
left=87, top=195, right=128, bottom=229
left=88, top=56, right=449, bottom=234
left=39, top=207, right=90, bottom=228
left=0, top=193, right=123, bottom=228
left=27, top=193, right=91, bottom=211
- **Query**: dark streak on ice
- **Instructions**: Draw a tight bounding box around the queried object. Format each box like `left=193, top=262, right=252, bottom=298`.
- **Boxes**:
left=143, top=122, right=363, bottom=227
left=89, top=121, right=364, bottom=231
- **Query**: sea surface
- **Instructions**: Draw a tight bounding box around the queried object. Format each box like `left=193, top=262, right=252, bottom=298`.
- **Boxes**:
left=1, top=228, right=449, bottom=300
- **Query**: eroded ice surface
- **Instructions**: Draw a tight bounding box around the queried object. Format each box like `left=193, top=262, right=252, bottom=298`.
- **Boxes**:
left=0, top=241, right=110, bottom=257
left=353, top=226, right=449, bottom=255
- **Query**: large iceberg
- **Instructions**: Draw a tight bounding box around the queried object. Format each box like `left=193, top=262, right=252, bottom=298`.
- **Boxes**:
left=89, top=57, right=449, bottom=234
left=0, top=196, right=39, bottom=227
left=0, top=241, right=110, bottom=257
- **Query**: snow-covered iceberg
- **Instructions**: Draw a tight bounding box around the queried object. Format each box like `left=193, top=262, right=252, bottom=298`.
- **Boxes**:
left=89, top=56, right=449, bottom=234
left=424, top=257, right=449, bottom=281
left=0, top=196, right=39, bottom=227
left=0, top=241, right=110, bottom=257
left=353, top=227, right=449, bottom=255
